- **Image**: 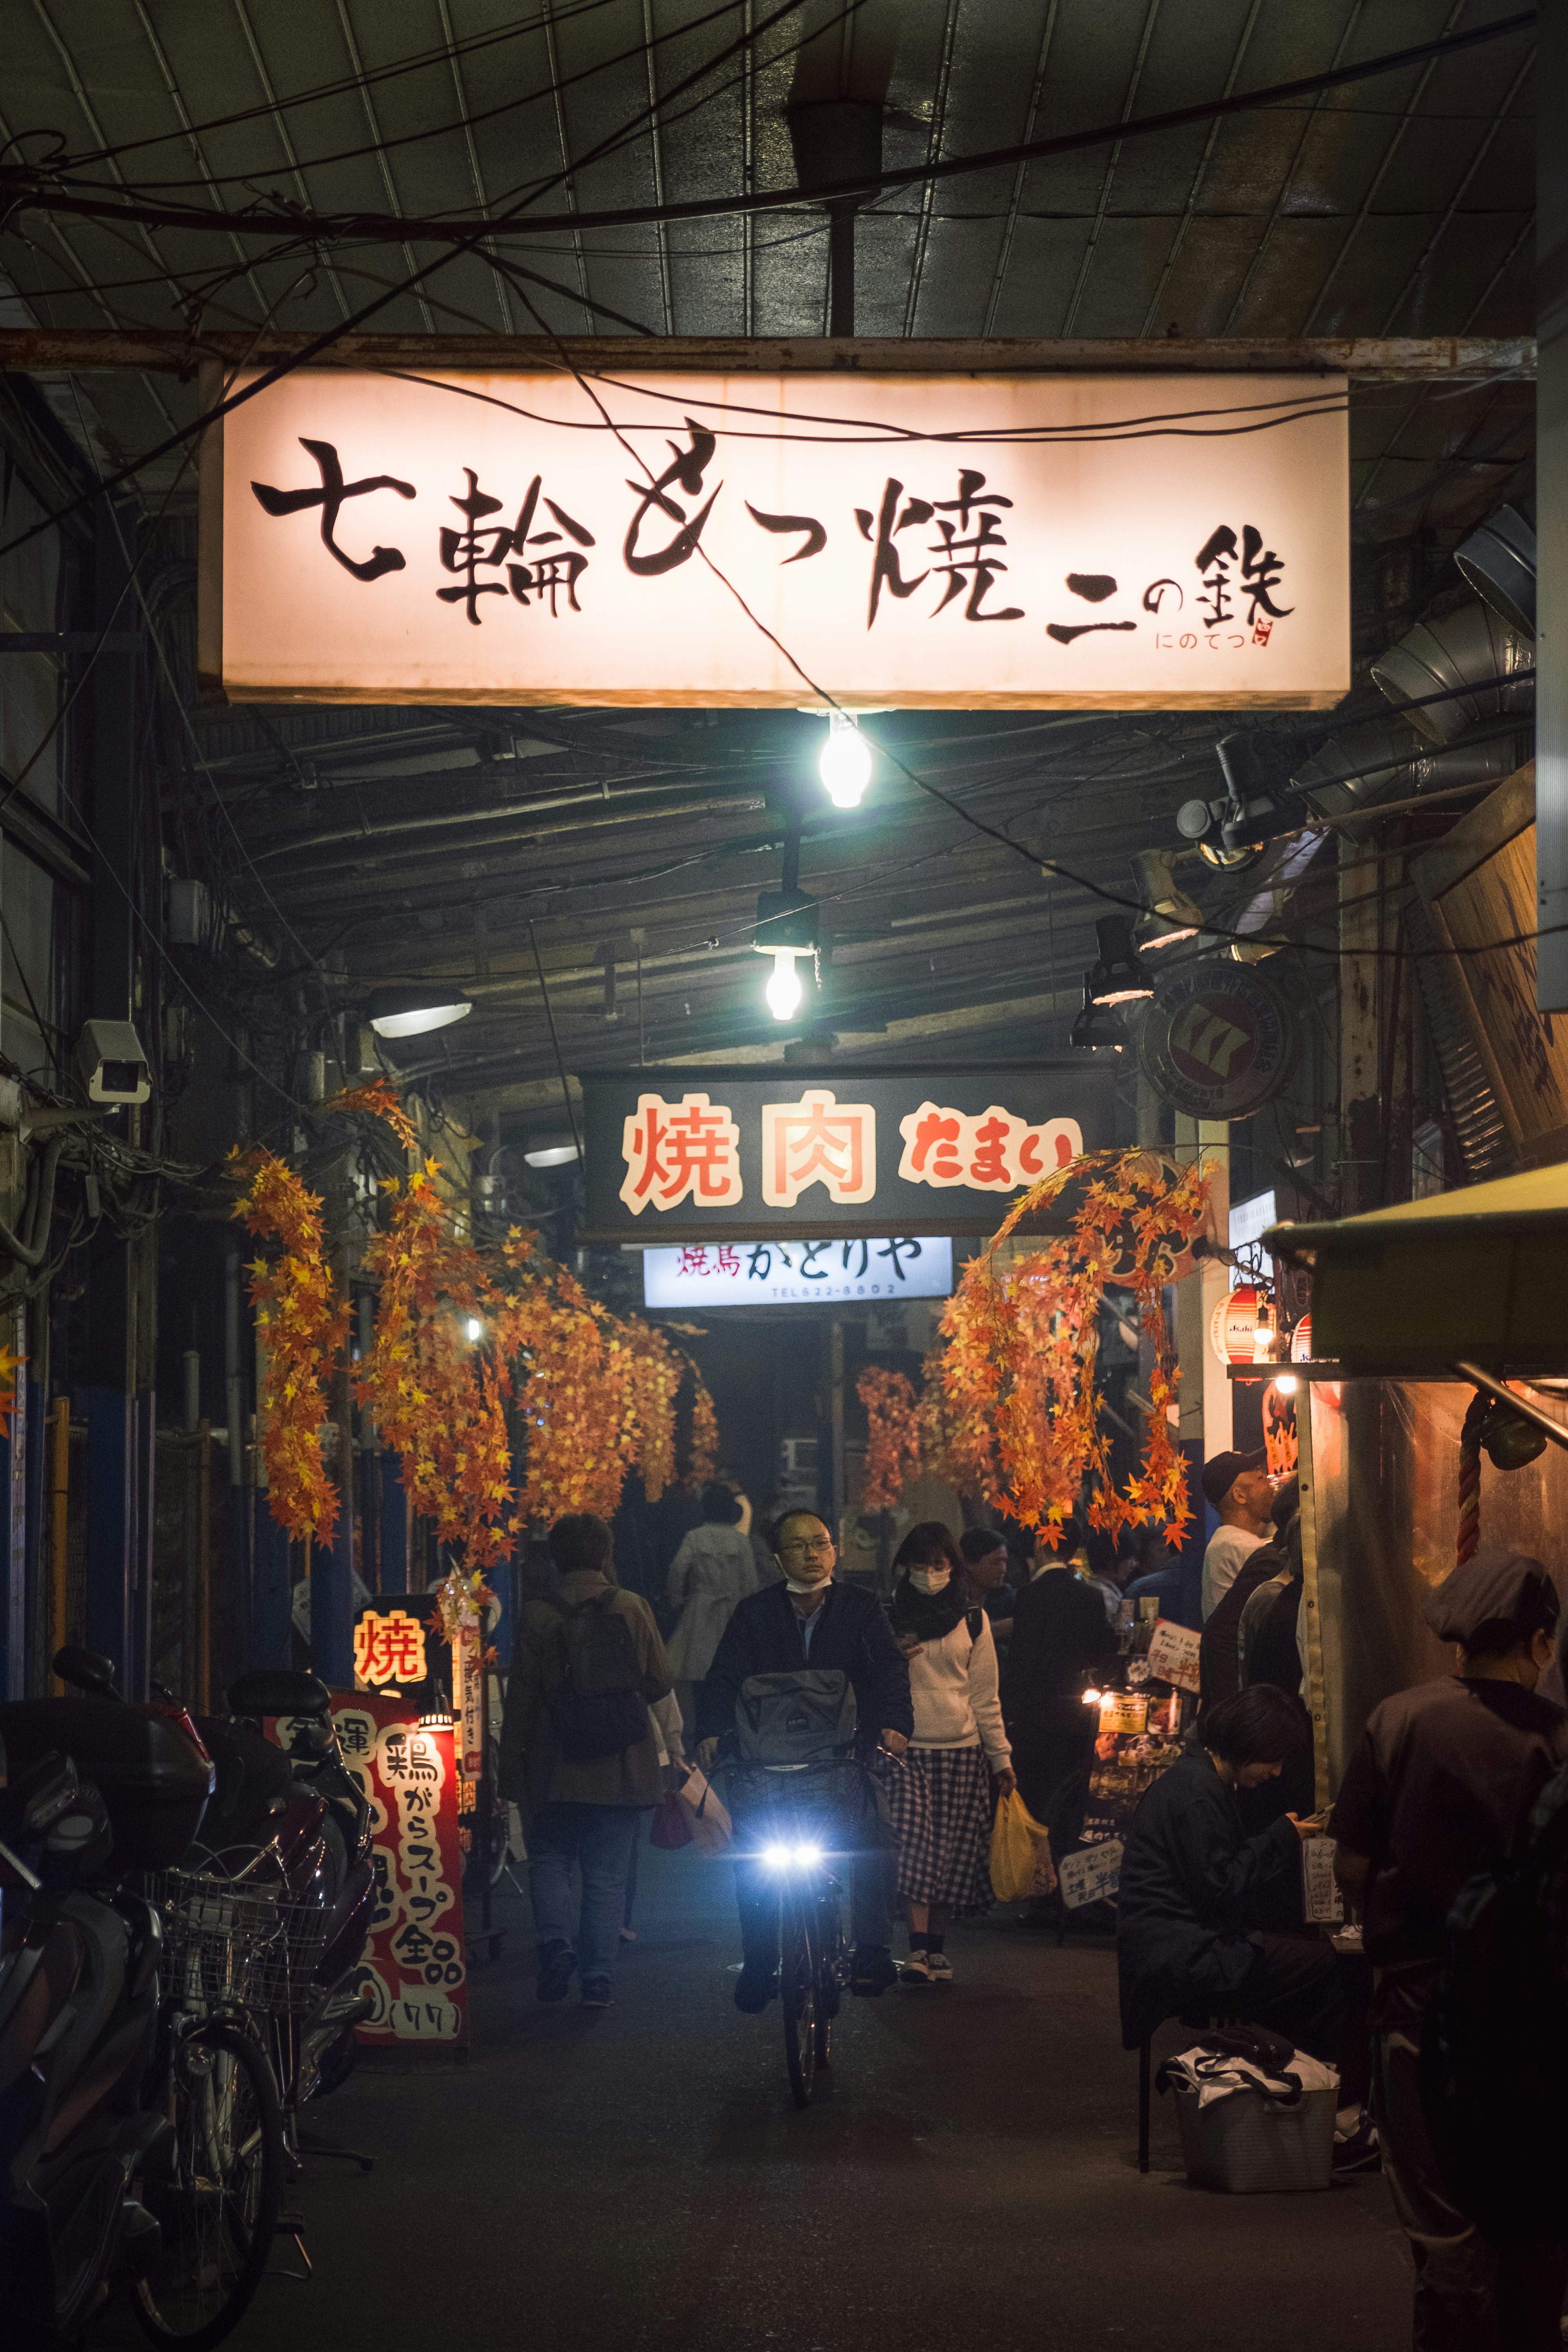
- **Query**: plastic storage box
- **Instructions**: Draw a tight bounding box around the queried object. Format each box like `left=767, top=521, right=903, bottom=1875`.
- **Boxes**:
left=1171, top=2080, right=1337, bottom=2193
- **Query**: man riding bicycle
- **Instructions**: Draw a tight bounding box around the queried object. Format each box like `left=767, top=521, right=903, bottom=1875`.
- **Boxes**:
left=698, top=1508, right=913, bottom=2011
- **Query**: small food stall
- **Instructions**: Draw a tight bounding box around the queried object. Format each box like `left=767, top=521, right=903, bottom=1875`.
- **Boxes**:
left=1266, top=1162, right=1568, bottom=1807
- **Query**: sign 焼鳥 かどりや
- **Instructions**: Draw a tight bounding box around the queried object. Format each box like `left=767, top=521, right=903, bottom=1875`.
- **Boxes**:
left=581, top=1063, right=1119, bottom=1244
left=201, top=368, right=1348, bottom=709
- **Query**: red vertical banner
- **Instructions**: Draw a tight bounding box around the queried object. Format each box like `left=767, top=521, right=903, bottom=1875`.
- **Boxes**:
left=323, top=1692, right=470, bottom=2050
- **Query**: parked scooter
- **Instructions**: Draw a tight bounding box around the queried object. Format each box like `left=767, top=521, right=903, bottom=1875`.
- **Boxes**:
left=0, top=1661, right=285, bottom=2347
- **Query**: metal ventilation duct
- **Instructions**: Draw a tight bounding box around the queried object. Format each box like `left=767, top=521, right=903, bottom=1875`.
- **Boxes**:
left=1369, top=600, right=1533, bottom=747
left=1454, top=498, right=1536, bottom=639
left=1405, top=898, right=1515, bottom=1182
left=1291, top=717, right=1529, bottom=827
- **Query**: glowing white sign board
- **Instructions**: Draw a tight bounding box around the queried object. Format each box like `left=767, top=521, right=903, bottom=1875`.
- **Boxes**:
left=200, top=368, right=1348, bottom=708
left=641, top=1235, right=953, bottom=1307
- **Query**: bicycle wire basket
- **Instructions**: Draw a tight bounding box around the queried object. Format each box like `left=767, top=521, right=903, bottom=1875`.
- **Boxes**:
left=725, top=1757, right=869, bottom=1854
left=142, top=1864, right=333, bottom=2017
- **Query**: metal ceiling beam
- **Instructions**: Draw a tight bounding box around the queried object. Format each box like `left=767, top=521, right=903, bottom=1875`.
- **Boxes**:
left=0, top=330, right=1533, bottom=379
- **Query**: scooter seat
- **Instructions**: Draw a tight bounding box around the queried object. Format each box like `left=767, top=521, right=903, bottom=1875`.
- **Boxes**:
left=227, top=1670, right=332, bottom=1721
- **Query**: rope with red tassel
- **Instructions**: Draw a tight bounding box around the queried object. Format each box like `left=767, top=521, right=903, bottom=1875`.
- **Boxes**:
left=1457, top=1389, right=1488, bottom=1566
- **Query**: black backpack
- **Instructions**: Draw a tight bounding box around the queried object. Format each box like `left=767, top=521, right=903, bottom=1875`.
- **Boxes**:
left=548, top=1594, right=650, bottom=1763
left=1422, top=1760, right=1568, bottom=2240
left=735, top=1670, right=858, bottom=1764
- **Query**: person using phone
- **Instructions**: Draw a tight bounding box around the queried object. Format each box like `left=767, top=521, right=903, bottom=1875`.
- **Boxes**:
left=1115, top=1683, right=1353, bottom=2064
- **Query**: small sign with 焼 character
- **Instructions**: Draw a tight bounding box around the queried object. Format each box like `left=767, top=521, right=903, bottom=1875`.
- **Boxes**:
left=353, top=1605, right=428, bottom=1691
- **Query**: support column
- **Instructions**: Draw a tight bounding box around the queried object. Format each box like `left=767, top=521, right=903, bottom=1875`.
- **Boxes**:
left=1540, top=0, right=1568, bottom=1010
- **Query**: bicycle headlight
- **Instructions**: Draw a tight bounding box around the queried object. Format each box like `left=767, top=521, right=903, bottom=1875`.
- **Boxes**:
left=762, top=1842, right=792, bottom=1868
left=792, top=1843, right=822, bottom=1867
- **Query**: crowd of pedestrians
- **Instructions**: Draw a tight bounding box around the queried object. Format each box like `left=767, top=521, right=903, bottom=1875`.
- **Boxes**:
left=497, top=1472, right=1568, bottom=2346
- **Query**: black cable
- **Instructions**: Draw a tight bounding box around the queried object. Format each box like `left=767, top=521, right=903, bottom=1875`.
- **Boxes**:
left=0, top=0, right=844, bottom=562
left=5, top=11, right=1532, bottom=247
left=528, top=919, right=583, bottom=1164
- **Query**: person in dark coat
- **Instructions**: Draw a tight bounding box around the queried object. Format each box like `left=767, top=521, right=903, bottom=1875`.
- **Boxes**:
left=1331, top=1550, right=1568, bottom=2352
left=698, top=1507, right=913, bottom=2010
left=1116, top=1684, right=1343, bottom=2059
left=1000, top=1527, right=1118, bottom=1821
left=1199, top=1487, right=1300, bottom=1710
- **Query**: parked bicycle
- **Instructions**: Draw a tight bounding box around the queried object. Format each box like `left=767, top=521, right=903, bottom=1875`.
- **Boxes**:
left=0, top=1655, right=284, bottom=2348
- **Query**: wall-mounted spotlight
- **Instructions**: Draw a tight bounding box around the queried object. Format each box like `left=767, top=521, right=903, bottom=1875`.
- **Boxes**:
left=1130, top=848, right=1204, bottom=952
left=1087, top=915, right=1153, bottom=1007
left=367, top=982, right=474, bottom=1039
left=1069, top=978, right=1127, bottom=1054
left=818, top=709, right=873, bottom=808
left=523, top=1140, right=580, bottom=1170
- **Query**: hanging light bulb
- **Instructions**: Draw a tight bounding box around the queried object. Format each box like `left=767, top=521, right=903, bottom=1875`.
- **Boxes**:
left=464, top=1316, right=483, bottom=1343
left=819, top=710, right=873, bottom=808
left=764, top=951, right=806, bottom=1021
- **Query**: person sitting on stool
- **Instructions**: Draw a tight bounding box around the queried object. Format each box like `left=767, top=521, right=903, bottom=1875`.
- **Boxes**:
left=1116, top=1685, right=1347, bottom=2063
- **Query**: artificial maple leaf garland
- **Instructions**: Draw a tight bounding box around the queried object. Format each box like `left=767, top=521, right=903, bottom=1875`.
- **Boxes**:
left=859, top=1150, right=1212, bottom=1546
left=232, top=1149, right=352, bottom=1543
left=856, top=1369, right=921, bottom=1511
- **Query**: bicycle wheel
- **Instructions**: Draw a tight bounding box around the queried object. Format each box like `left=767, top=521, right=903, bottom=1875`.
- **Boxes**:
left=134, top=2021, right=284, bottom=2352
left=780, top=1887, right=820, bottom=2109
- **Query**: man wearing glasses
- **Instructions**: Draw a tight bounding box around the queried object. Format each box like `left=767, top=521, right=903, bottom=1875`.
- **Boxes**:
left=699, top=1508, right=913, bottom=2009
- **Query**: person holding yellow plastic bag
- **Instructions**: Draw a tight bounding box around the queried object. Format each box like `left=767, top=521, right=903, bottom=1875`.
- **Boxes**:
left=878, top=1523, right=1016, bottom=1984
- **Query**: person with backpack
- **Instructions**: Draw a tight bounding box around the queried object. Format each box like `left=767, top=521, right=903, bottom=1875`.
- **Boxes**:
left=1330, top=1549, right=1568, bottom=2350
left=884, top=1523, right=1016, bottom=1982
left=499, top=1512, right=684, bottom=2011
left=697, top=1507, right=912, bottom=2011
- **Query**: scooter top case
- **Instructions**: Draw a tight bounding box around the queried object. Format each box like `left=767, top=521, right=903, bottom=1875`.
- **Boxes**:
left=0, top=1702, right=214, bottom=1871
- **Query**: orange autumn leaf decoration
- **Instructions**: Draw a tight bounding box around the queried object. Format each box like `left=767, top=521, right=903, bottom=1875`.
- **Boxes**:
left=356, top=1170, right=705, bottom=1557
left=0, top=1338, right=25, bottom=1441
left=328, top=1078, right=419, bottom=1153
left=857, top=1368, right=921, bottom=1511
left=930, top=1148, right=1212, bottom=1544
left=860, top=1151, right=1211, bottom=1541
left=232, top=1149, right=350, bottom=1545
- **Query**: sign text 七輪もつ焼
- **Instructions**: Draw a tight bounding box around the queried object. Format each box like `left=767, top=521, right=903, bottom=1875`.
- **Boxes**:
left=202, top=369, right=1348, bottom=709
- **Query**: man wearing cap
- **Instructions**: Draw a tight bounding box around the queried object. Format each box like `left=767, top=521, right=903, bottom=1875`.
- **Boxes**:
left=1330, top=1549, right=1568, bottom=2349
left=1199, top=1448, right=1277, bottom=1622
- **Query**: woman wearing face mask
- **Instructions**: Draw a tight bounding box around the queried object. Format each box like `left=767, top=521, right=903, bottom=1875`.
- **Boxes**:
left=882, top=1522, right=1016, bottom=1984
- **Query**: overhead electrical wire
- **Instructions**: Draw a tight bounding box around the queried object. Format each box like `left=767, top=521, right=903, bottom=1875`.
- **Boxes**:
left=0, top=13, right=1533, bottom=247
left=0, top=0, right=859, bottom=560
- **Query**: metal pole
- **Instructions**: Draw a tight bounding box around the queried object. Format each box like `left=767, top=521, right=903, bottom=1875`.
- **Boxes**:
left=1539, top=2, right=1568, bottom=1011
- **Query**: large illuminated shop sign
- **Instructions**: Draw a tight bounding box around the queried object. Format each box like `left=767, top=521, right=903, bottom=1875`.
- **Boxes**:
left=200, top=367, right=1348, bottom=708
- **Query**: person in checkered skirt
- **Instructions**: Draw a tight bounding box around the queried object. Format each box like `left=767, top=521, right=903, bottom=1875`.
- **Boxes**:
left=878, top=1523, right=1016, bottom=1984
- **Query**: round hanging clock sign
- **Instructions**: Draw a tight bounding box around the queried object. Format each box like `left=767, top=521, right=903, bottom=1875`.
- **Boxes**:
left=1138, top=956, right=1298, bottom=1122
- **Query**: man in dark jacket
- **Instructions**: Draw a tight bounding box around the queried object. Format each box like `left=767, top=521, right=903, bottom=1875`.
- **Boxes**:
left=1000, top=1530, right=1118, bottom=1820
left=1331, top=1550, right=1568, bottom=2351
left=1199, top=1488, right=1299, bottom=1710
left=699, top=1508, right=912, bottom=2010
left=1116, top=1684, right=1341, bottom=2057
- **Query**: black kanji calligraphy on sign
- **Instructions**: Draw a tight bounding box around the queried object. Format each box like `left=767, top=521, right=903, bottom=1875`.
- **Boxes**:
left=745, top=503, right=827, bottom=563
left=438, top=468, right=516, bottom=623
left=927, top=470, right=1024, bottom=622
left=857, top=478, right=932, bottom=628
left=876, top=1238, right=924, bottom=1282
left=624, top=419, right=722, bottom=575
left=251, top=437, right=416, bottom=581
left=839, top=1239, right=869, bottom=1278
left=507, top=473, right=595, bottom=616
left=1194, top=524, right=1292, bottom=629
left=798, top=1242, right=830, bottom=1280
left=1237, top=525, right=1292, bottom=623
left=1047, top=566, right=1136, bottom=645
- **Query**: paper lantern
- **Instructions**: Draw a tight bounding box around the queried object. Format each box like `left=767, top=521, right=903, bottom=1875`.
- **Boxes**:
left=1224, top=1283, right=1260, bottom=1364
left=1291, top=1313, right=1313, bottom=1362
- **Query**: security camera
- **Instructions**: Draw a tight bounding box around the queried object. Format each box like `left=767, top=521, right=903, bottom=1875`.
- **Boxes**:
left=75, top=1019, right=151, bottom=1107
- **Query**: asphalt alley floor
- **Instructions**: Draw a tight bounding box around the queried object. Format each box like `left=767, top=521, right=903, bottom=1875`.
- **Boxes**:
left=223, top=1843, right=1411, bottom=2352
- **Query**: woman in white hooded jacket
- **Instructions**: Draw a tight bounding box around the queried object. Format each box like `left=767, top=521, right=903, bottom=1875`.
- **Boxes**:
left=881, top=1521, right=1015, bottom=1984
left=664, top=1482, right=758, bottom=1726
